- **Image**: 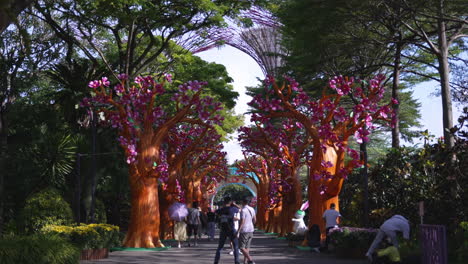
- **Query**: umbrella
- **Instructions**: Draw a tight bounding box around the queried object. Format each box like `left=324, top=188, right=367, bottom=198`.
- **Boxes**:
left=168, top=202, right=189, bottom=222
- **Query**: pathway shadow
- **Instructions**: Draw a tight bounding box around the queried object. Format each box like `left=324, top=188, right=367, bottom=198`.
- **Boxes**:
left=81, top=231, right=368, bottom=264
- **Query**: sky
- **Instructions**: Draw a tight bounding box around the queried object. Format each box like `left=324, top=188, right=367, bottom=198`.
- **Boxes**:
left=198, top=46, right=464, bottom=164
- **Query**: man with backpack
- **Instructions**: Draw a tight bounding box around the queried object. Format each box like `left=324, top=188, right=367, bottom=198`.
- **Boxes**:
left=214, top=196, right=240, bottom=264
left=187, top=201, right=201, bottom=247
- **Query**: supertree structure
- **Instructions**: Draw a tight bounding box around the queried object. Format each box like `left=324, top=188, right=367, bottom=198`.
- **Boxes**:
left=227, top=6, right=285, bottom=77
left=186, top=6, right=285, bottom=77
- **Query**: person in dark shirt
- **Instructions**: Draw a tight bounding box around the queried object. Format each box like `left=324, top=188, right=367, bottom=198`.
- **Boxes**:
left=187, top=201, right=201, bottom=247
left=214, top=196, right=240, bottom=264
left=207, top=207, right=216, bottom=241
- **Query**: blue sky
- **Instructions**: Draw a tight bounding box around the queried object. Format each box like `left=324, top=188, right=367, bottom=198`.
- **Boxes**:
left=198, top=46, right=463, bottom=164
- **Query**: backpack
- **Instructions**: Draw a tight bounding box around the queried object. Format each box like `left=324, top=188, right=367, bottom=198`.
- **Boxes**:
left=187, top=208, right=200, bottom=225
left=218, top=207, right=234, bottom=233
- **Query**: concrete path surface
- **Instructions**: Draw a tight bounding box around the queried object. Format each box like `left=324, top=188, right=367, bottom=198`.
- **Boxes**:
left=81, top=231, right=367, bottom=264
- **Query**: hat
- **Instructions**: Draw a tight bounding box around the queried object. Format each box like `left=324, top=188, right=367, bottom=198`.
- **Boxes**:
left=296, top=210, right=305, bottom=216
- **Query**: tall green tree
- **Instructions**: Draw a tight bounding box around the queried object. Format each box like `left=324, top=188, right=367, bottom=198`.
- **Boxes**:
left=399, top=0, right=468, bottom=149
left=0, top=0, right=33, bottom=32
left=0, top=11, right=61, bottom=234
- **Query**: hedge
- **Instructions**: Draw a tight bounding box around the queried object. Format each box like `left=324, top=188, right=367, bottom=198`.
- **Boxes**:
left=328, top=227, right=378, bottom=258
left=0, top=234, right=80, bottom=264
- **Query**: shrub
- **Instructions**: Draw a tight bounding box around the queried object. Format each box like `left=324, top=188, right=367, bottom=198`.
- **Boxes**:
left=19, top=188, right=73, bottom=234
left=93, top=199, right=107, bottom=224
left=455, top=222, right=468, bottom=262
left=42, top=223, right=121, bottom=250
left=328, top=227, right=378, bottom=258
left=0, top=234, right=79, bottom=264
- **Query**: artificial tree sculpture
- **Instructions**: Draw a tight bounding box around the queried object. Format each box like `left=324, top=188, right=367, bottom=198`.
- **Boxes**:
left=248, top=75, right=395, bottom=234
left=83, top=75, right=224, bottom=247
left=236, top=155, right=270, bottom=230
left=238, top=119, right=310, bottom=236
left=158, top=123, right=223, bottom=239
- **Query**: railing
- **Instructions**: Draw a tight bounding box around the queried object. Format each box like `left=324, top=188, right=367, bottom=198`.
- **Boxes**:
left=420, top=224, right=447, bottom=264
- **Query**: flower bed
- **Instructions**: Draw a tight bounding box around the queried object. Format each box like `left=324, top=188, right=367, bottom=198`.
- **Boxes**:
left=41, top=223, right=120, bottom=260
left=328, top=226, right=378, bottom=259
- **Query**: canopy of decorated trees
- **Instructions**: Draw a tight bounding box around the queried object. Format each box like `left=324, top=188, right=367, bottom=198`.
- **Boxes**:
left=82, top=74, right=228, bottom=247
left=243, top=75, right=396, bottom=234
left=238, top=119, right=309, bottom=235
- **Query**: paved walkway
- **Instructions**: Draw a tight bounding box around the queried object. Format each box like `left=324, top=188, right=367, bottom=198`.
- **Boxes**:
left=81, top=231, right=367, bottom=264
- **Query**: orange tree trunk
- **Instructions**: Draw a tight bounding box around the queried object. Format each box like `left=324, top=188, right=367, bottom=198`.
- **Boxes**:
left=184, top=179, right=194, bottom=206
left=307, top=144, right=344, bottom=238
left=265, top=210, right=274, bottom=233
left=256, top=185, right=269, bottom=230
left=193, top=180, right=203, bottom=203
left=280, top=170, right=302, bottom=236
left=308, top=179, right=340, bottom=238
left=123, top=176, right=163, bottom=248
left=158, top=182, right=175, bottom=240
left=267, top=202, right=282, bottom=234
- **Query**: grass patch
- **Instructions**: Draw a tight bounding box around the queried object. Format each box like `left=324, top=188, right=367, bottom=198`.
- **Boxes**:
left=296, top=246, right=312, bottom=251
left=110, top=247, right=171, bottom=252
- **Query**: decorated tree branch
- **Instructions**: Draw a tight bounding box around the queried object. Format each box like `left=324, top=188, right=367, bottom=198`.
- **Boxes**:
left=82, top=74, right=224, bottom=247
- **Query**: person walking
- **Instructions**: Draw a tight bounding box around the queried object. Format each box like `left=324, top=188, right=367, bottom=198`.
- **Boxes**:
left=237, top=197, right=256, bottom=264
left=229, top=201, right=241, bottom=256
left=322, top=203, right=342, bottom=250
left=365, top=215, right=410, bottom=261
left=207, top=207, right=216, bottom=241
left=198, top=206, right=208, bottom=240
left=174, top=219, right=187, bottom=248
left=214, top=196, right=240, bottom=264
left=187, top=201, right=201, bottom=247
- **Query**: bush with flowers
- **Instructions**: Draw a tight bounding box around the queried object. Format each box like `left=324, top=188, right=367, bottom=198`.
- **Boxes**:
left=41, top=223, right=121, bottom=250
left=328, top=226, right=378, bottom=258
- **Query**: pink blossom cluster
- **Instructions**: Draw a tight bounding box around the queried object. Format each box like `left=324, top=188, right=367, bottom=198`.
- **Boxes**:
left=118, top=136, right=137, bottom=164
left=175, top=179, right=185, bottom=203
left=88, top=77, right=110, bottom=89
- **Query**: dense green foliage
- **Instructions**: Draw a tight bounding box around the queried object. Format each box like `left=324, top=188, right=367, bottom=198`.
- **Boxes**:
left=0, top=234, right=80, bottom=264
left=19, top=188, right=73, bottom=234
left=42, top=223, right=121, bottom=250
left=213, top=184, right=253, bottom=206
left=329, top=227, right=420, bottom=261
left=455, top=222, right=468, bottom=262
left=341, top=138, right=467, bottom=231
